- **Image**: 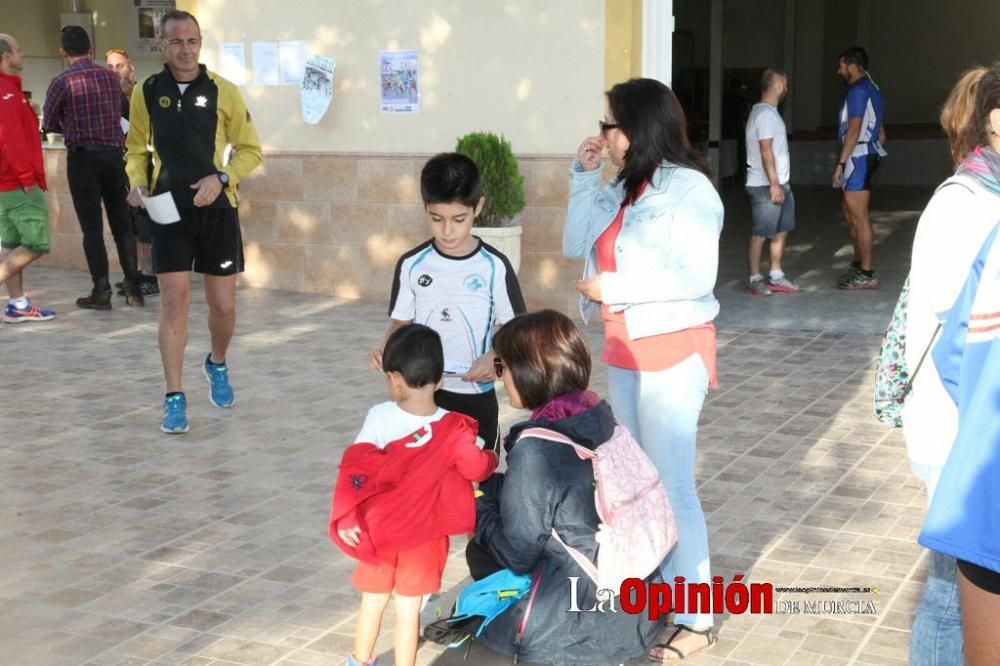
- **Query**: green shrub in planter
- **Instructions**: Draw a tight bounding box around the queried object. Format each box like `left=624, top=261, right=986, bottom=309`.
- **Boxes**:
left=455, top=132, right=526, bottom=227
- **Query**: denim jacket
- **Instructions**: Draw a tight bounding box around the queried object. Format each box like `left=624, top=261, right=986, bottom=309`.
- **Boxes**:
left=562, top=160, right=724, bottom=339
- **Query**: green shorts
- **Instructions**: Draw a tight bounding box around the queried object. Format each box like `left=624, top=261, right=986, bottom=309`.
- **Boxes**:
left=0, top=187, right=50, bottom=254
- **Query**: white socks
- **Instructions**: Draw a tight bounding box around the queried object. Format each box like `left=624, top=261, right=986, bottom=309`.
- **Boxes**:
left=8, top=297, right=29, bottom=310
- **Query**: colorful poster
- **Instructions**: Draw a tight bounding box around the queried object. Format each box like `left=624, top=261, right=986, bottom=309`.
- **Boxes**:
left=379, top=49, right=419, bottom=113
left=301, top=54, right=336, bottom=125
left=132, top=0, right=176, bottom=55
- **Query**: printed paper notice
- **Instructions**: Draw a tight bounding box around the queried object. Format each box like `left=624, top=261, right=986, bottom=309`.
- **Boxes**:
left=379, top=50, right=419, bottom=113
left=278, top=41, right=306, bottom=85
left=218, top=42, right=247, bottom=86
left=300, top=54, right=336, bottom=125
left=140, top=192, right=181, bottom=225
left=251, top=41, right=280, bottom=86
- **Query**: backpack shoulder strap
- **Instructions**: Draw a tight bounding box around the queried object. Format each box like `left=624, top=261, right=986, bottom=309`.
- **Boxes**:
left=518, top=427, right=593, bottom=459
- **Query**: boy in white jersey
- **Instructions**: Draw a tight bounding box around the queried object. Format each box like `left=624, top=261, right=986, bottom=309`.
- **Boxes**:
left=369, top=153, right=526, bottom=452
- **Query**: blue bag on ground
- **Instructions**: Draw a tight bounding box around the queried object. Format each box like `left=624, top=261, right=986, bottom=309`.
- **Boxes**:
left=450, top=568, right=531, bottom=636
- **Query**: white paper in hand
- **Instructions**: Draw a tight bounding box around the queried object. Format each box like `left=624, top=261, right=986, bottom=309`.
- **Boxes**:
left=140, top=192, right=181, bottom=224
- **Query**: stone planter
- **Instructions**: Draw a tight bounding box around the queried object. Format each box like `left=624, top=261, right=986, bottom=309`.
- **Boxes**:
left=473, top=223, right=523, bottom=274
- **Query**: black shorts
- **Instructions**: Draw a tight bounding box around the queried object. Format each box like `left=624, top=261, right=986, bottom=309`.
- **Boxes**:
left=150, top=206, right=244, bottom=276
left=435, top=389, right=499, bottom=453
left=958, top=559, right=1000, bottom=595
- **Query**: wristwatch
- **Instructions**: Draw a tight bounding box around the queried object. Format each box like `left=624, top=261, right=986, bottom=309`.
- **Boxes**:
left=216, top=171, right=230, bottom=188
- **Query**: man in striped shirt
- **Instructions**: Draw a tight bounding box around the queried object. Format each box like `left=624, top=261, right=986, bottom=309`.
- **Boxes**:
left=43, top=25, right=142, bottom=309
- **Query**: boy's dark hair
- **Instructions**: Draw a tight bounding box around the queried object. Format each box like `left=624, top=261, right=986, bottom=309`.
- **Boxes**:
left=159, top=10, right=201, bottom=37
left=382, top=324, right=444, bottom=388
left=420, top=152, right=482, bottom=207
left=60, top=26, right=91, bottom=57
left=839, top=46, right=869, bottom=71
left=493, top=310, right=591, bottom=410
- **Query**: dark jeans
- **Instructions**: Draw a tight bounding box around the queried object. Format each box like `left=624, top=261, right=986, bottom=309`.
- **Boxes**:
left=66, top=146, right=139, bottom=285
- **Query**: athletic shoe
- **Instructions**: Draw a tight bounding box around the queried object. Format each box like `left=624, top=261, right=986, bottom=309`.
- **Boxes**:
left=204, top=354, right=235, bottom=408
left=837, top=263, right=863, bottom=287
left=838, top=270, right=880, bottom=290
left=766, top=274, right=801, bottom=293
left=161, top=393, right=190, bottom=434
left=745, top=278, right=772, bottom=296
left=3, top=302, right=56, bottom=323
left=117, top=276, right=159, bottom=297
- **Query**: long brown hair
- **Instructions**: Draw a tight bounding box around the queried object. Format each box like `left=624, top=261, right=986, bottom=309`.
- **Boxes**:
left=941, top=66, right=988, bottom=166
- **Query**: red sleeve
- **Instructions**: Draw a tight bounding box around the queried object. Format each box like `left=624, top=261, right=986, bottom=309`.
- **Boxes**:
left=454, top=442, right=499, bottom=482
left=0, top=94, right=40, bottom=188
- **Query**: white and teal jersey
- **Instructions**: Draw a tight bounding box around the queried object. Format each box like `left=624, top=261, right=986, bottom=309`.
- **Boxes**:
left=389, top=238, right=526, bottom=394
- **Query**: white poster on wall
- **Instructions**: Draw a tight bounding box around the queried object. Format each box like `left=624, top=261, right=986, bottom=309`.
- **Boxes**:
left=131, top=0, right=176, bottom=55
left=379, top=50, right=419, bottom=113
left=218, top=42, right=247, bottom=87
left=301, top=54, right=336, bottom=125
left=278, top=41, right=306, bottom=85
left=251, top=41, right=280, bottom=86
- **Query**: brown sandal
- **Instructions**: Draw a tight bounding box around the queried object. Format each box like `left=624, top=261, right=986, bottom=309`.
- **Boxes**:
left=647, top=625, right=717, bottom=662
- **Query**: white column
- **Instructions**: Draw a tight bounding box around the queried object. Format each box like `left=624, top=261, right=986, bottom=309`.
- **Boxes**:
left=707, top=0, right=722, bottom=179
left=641, top=0, right=675, bottom=86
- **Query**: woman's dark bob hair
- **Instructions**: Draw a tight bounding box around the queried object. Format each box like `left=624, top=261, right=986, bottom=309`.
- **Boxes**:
left=493, top=309, right=591, bottom=410
left=607, top=77, right=712, bottom=203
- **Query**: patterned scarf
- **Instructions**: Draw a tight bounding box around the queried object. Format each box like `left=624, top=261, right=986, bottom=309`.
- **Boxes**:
left=955, top=145, right=1000, bottom=197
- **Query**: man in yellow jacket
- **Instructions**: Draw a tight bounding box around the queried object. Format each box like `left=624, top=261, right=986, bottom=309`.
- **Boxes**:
left=126, top=10, right=261, bottom=434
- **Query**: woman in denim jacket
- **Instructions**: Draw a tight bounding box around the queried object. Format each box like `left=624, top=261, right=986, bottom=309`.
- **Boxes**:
left=562, top=77, right=723, bottom=661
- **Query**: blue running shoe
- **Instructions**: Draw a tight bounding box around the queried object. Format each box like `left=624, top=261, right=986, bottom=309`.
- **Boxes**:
left=203, top=354, right=234, bottom=408
left=4, top=302, right=55, bottom=323
left=161, top=393, right=189, bottom=434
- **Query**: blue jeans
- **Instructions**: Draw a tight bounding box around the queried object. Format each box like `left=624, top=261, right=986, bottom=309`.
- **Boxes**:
left=909, top=463, right=963, bottom=665
left=608, top=354, right=712, bottom=628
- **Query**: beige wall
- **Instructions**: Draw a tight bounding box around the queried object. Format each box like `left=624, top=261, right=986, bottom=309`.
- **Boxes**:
left=38, top=148, right=584, bottom=312
left=191, top=0, right=605, bottom=154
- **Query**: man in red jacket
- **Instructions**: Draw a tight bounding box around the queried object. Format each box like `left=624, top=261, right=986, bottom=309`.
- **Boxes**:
left=0, top=34, right=55, bottom=324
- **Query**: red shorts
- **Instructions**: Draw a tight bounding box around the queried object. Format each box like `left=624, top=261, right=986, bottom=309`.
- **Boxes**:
left=352, top=537, right=449, bottom=596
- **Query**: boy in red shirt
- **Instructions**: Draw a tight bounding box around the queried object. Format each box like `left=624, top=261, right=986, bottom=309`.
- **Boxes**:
left=330, top=324, right=498, bottom=666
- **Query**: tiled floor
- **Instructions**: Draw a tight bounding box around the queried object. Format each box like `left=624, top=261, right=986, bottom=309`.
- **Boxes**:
left=1, top=185, right=934, bottom=665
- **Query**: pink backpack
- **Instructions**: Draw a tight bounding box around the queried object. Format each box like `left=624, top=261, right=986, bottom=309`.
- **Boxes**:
left=519, top=425, right=677, bottom=593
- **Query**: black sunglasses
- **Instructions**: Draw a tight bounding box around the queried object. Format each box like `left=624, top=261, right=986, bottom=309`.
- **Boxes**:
left=493, top=358, right=504, bottom=378
left=599, top=120, right=619, bottom=134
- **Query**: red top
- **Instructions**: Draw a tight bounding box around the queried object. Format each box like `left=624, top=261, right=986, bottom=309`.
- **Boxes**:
left=329, top=411, right=498, bottom=564
left=42, top=59, right=124, bottom=148
left=0, top=72, right=46, bottom=192
left=594, top=190, right=719, bottom=387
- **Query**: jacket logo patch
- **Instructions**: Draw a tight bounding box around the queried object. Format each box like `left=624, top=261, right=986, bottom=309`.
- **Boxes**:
left=350, top=473, right=369, bottom=490
left=440, top=308, right=451, bottom=322
left=417, top=274, right=433, bottom=287
left=158, top=95, right=171, bottom=108
left=1, top=93, right=13, bottom=100
left=195, top=95, right=208, bottom=108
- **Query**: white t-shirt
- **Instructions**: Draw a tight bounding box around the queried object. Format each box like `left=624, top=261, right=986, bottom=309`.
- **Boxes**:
left=745, top=102, right=789, bottom=187
left=389, top=239, right=525, bottom=394
left=356, top=401, right=449, bottom=449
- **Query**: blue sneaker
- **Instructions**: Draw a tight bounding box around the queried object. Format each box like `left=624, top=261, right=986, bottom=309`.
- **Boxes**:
left=3, top=302, right=55, bottom=323
left=203, top=354, right=234, bottom=408
left=161, top=393, right=190, bottom=434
